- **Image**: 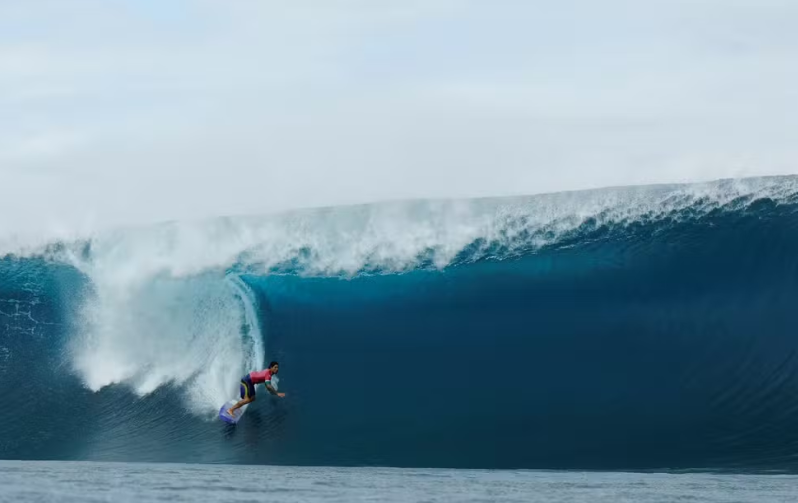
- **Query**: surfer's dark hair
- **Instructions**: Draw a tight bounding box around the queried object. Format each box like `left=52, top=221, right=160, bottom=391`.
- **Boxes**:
left=269, top=361, right=279, bottom=368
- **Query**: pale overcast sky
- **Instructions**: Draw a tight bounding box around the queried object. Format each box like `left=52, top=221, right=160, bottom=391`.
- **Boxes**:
left=1, top=0, right=797, bottom=236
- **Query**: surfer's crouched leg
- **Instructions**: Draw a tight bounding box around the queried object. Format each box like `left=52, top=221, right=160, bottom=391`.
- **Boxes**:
left=228, top=377, right=257, bottom=416
left=227, top=396, right=254, bottom=417
left=227, top=399, right=240, bottom=417
left=240, top=376, right=256, bottom=401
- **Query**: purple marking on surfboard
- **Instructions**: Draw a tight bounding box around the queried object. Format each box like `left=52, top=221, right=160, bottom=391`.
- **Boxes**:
left=218, top=404, right=240, bottom=424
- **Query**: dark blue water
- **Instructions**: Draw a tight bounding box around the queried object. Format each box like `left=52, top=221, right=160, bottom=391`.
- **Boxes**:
left=3, top=177, right=798, bottom=470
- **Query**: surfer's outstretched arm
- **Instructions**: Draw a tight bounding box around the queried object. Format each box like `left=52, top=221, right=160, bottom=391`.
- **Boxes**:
left=265, top=383, right=286, bottom=398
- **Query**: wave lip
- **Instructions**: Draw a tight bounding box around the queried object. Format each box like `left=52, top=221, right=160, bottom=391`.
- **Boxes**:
left=4, top=175, right=797, bottom=278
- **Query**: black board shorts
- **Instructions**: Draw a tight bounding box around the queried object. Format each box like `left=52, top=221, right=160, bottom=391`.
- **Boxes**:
left=240, top=375, right=255, bottom=399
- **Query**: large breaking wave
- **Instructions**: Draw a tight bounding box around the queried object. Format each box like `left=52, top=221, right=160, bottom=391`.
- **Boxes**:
left=3, top=176, right=798, bottom=470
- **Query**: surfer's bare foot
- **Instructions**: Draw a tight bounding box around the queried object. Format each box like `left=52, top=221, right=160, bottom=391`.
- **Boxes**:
left=227, top=408, right=235, bottom=417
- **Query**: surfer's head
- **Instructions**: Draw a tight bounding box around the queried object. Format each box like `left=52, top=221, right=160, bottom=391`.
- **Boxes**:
left=269, top=361, right=279, bottom=374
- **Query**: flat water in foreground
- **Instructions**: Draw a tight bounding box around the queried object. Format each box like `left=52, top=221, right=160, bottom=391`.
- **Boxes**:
left=1, top=461, right=797, bottom=502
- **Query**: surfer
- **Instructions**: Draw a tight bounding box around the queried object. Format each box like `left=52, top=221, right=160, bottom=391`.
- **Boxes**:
left=227, top=361, right=285, bottom=417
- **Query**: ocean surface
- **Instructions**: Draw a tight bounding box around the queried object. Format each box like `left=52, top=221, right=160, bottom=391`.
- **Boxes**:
left=2, top=461, right=798, bottom=503
left=3, top=176, right=798, bottom=476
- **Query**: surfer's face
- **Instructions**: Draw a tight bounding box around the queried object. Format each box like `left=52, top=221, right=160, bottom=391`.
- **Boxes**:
left=270, top=364, right=279, bottom=374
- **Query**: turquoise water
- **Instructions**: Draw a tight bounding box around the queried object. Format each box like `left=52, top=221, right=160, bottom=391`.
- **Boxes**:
left=1, top=461, right=797, bottom=502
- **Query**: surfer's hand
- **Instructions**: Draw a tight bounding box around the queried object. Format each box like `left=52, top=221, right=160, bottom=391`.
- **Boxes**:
left=277, top=393, right=286, bottom=398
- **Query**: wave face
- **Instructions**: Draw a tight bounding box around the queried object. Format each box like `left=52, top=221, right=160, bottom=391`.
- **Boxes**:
left=3, top=176, right=798, bottom=470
